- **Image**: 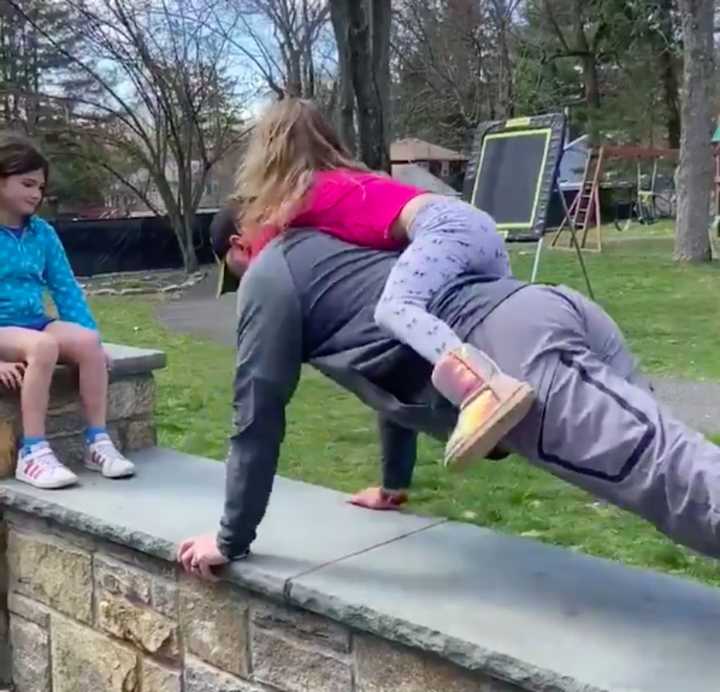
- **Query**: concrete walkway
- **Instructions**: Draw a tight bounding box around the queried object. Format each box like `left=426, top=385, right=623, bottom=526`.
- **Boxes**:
left=156, top=268, right=720, bottom=436
left=156, top=265, right=239, bottom=347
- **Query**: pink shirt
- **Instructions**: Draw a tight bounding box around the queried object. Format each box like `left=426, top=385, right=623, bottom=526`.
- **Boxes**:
left=250, top=169, right=425, bottom=258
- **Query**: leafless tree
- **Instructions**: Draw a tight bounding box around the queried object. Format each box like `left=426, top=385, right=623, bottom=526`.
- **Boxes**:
left=8, top=0, right=250, bottom=272
left=530, top=0, right=610, bottom=132
left=330, top=0, right=391, bottom=170
left=674, top=0, right=715, bottom=262
left=211, top=0, right=333, bottom=101
left=391, top=0, right=512, bottom=148
left=0, top=0, right=100, bottom=134
left=489, top=0, right=523, bottom=119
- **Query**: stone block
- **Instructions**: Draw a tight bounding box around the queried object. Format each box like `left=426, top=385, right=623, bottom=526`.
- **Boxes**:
left=0, top=419, right=17, bottom=478
left=101, top=542, right=175, bottom=579
left=124, top=418, right=157, bottom=451
left=51, top=615, right=138, bottom=692
left=0, top=518, right=6, bottom=606
left=95, top=553, right=177, bottom=619
left=5, top=511, right=96, bottom=552
left=184, top=656, right=261, bottom=692
left=10, top=616, right=51, bottom=692
left=97, top=591, right=180, bottom=660
left=7, top=593, right=50, bottom=628
left=7, top=530, right=92, bottom=623
left=252, top=601, right=350, bottom=654
left=354, top=635, right=521, bottom=692
left=142, top=658, right=181, bottom=692
left=0, top=396, right=19, bottom=422
left=152, top=579, right=178, bottom=619
left=95, top=554, right=153, bottom=605
left=179, top=577, right=250, bottom=676
left=0, top=608, right=7, bottom=687
left=45, top=399, right=85, bottom=436
left=47, top=368, right=79, bottom=404
left=251, top=628, right=352, bottom=692
left=107, top=377, right=156, bottom=420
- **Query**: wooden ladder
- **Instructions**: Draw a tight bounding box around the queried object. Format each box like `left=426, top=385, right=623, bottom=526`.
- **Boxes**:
left=551, top=147, right=604, bottom=251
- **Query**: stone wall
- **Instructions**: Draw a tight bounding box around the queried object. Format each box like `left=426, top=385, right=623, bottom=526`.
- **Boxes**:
left=0, top=364, right=157, bottom=479
left=1, top=510, right=518, bottom=692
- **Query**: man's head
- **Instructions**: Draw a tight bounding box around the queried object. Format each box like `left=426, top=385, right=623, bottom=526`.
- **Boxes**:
left=210, top=203, right=250, bottom=295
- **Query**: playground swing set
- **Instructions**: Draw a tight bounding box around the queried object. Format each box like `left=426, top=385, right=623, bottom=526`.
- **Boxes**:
left=549, top=145, right=679, bottom=252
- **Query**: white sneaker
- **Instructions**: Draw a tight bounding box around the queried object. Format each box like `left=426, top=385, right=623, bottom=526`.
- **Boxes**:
left=84, top=434, right=135, bottom=479
left=15, top=443, right=78, bottom=489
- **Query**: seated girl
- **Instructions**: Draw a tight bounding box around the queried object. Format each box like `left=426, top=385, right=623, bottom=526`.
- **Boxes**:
left=0, top=134, right=135, bottom=488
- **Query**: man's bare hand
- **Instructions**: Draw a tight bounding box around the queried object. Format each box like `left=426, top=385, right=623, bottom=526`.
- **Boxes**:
left=177, top=533, right=229, bottom=581
left=348, top=486, right=409, bottom=511
left=0, top=362, right=24, bottom=391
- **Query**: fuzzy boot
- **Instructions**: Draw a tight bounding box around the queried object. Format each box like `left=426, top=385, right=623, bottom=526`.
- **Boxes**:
left=432, top=344, right=535, bottom=469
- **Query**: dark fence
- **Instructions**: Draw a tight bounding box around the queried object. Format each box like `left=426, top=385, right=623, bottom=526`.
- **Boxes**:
left=53, top=211, right=218, bottom=276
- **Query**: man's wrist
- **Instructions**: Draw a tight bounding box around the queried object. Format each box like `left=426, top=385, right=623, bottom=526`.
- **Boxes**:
left=216, top=535, right=250, bottom=561
left=382, top=487, right=408, bottom=497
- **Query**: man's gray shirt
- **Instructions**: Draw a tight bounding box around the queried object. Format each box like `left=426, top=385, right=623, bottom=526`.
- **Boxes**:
left=217, top=230, right=527, bottom=558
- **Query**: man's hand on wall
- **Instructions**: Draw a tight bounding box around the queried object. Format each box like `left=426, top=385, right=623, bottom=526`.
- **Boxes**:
left=348, top=486, right=409, bottom=511
left=177, top=533, right=229, bottom=581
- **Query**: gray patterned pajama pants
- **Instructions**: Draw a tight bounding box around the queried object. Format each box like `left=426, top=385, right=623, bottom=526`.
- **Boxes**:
left=374, top=199, right=511, bottom=364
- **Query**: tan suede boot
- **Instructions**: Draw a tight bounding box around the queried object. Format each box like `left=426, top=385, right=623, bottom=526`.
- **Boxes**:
left=431, top=344, right=535, bottom=469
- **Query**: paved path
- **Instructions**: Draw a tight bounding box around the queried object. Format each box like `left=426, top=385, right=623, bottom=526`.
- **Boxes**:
left=156, top=265, right=239, bottom=347
left=156, top=268, right=720, bottom=436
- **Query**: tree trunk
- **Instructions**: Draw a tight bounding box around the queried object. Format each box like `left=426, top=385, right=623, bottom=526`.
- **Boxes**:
left=181, top=223, right=199, bottom=272
left=329, top=0, right=356, bottom=151
left=346, top=1, right=375, bottom=166
left=157, top=174, right=199, bottom=274
left=173, top=213, right=199, bottom=272
left=347, top=0, right=390, bottom=171
left=369, top=0, right=391, bottom=172
left=659, top=48, right=682, bottom=149
left=491, top=1, right=514, bottom=119
left=571, top=0, right=601, bottom=136
left=656, top=0, right=681, bottom=149
left=330, top=0, right=391, bottom=171
left=582, top=53, right=601, bottom=101
left=498, top=25, right=514, bottom=119
left=674, top=0, right=714, bottom=263
left=286, top=48, right=303, bottom=97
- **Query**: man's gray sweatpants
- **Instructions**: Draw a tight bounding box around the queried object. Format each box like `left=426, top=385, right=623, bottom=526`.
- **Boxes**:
left=468, top=284, right=720, bottom=559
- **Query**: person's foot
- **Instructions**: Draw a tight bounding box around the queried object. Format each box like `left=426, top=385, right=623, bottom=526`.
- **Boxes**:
left=15, top=442, right=78, bottom=489
left=84, top=434, right=135, bottom=478
left=432, top=344, right=535, bottom=469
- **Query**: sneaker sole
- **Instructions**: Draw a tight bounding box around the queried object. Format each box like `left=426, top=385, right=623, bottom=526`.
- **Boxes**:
left=444, top=383, right=535, bottom=471
left=15, top=471, right=78, bottom=490
left=83, top=462, right=135, bottom=479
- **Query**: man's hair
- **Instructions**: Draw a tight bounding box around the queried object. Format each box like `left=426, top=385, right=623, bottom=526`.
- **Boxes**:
left=209, top=202, right=241, bottom=260
left=210, top=202, right=245, bottom=296
left=0, top=133, right=49, bottom=181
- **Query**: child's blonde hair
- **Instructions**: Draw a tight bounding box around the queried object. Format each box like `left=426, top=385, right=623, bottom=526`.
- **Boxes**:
left=231, top=98, right=366, bottom=241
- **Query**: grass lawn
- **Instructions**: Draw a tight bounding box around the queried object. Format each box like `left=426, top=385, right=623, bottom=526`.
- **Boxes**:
left=92, top=227, right=720, bottom=586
